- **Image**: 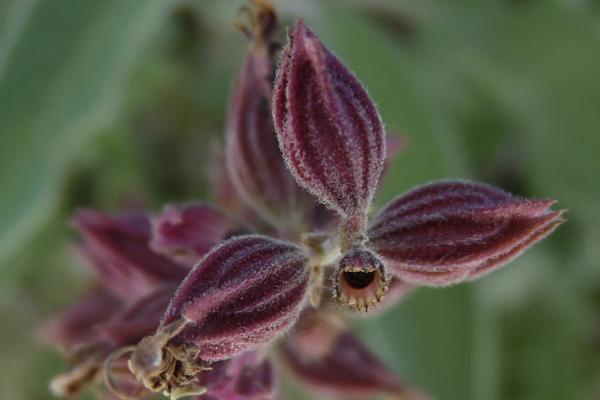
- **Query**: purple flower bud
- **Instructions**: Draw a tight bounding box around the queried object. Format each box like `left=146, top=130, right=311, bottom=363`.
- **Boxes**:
left=230, top=354, right=274, bottom=399
left=150, top=204, right=238, bottom=267
left=279, top=310, right=423, bottom=398
left=333, top=247, right=390, bottom=312
left=226, top=5, right=310, bottom=227
left=198, top=351, right=276, bottom=400
left=367, top=181, right=565, bottom=286
left=273, top=19, right=385, bottom=228
left=48, top=285, right=176, bottom=398
left=73, top=210, right=188, bottom=298
left=210, top=146, right=269, bottom=231
left=127, top=235, right=309, bottom=398
left=98, top=284, right=176, bottom=346
left=41, top=287, right=120, bottom=351
left=164, top=235, right=309, bottom=358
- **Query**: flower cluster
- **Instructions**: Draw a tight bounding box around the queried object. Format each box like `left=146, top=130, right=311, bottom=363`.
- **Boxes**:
left=43, top=2, right=564, bottom=399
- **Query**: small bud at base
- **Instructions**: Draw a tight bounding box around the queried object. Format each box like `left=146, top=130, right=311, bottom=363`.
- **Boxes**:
left=334, top=247, right=390, bottom=312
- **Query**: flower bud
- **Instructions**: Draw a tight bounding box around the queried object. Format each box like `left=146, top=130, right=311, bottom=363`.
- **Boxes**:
left=198, top=351, right=275, bottom=400
left=127, top=235, right=309, bottom=398
left=230, top=353, right=274, bottom=399
left=367, top=181, right=564, bottom=286
left=333, top=247, right=390, bottom=312
left=48, top=285, right=176, bottom=398
left=279, top=310, right=424, bottom=398
left=72, top=210, right=188, bottom=298
left=41, top=287, right=120, bottom=351
left=273, top=19, right=385, bottom=226
left=226, top=3, right=310, bottom=227
left=99, top=284, right=176, bottom=346
left=150, top=204, right=238, bottom=267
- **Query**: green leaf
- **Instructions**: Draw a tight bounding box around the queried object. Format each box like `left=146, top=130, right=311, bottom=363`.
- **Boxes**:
left=0, top=0, right=169, bottom=266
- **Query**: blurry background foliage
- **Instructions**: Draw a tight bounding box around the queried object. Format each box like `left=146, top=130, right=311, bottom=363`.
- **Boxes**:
left=0, top=0, right=599, bottom=399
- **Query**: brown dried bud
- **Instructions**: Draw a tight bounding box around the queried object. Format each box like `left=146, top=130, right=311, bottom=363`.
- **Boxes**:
left=368, top=181, right=565, bottom=286
left=273, top=19, right=385, bottom=227
left=333, top=247, right=390, bottom=312
left=127, top=235, right=309, bottom=398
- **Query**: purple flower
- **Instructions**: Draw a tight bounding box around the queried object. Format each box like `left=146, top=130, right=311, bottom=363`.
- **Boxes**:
left=44, top=2, right=563, bottom=400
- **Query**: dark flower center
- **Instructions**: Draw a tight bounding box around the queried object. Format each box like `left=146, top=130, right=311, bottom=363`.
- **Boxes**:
left=343, top=271, right=375, bottom=290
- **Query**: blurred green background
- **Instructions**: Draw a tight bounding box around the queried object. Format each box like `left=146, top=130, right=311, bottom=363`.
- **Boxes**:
left=1, top=0, right=599, bottom=399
